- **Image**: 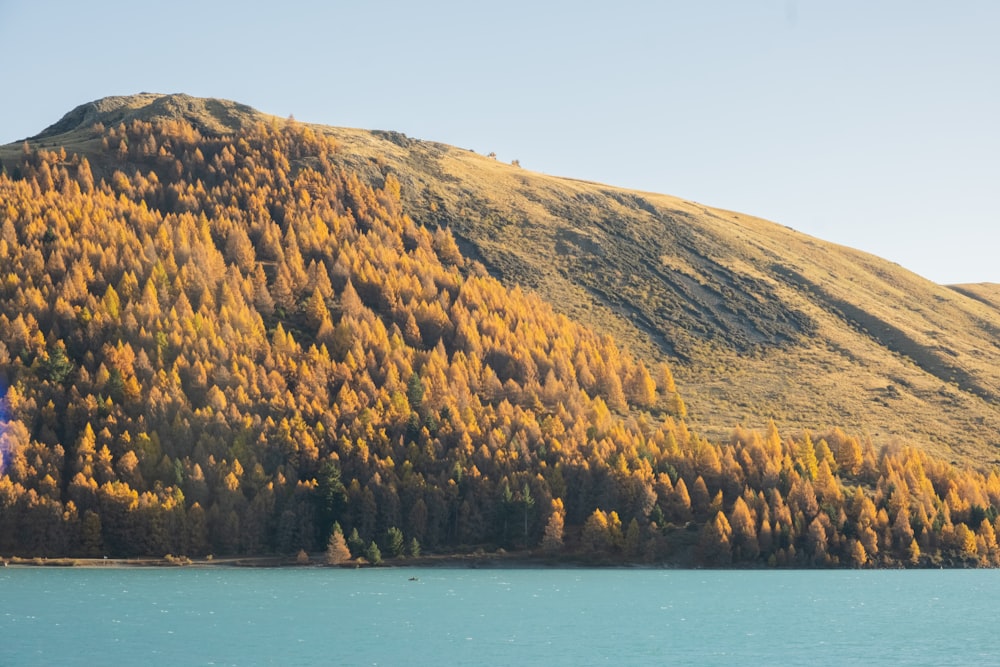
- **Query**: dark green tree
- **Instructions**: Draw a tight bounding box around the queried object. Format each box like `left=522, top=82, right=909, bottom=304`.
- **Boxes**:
left=41, top=342, right=74, bottom=384
left=365, top=541, right=382, bottom=565
left=314, top=460, right=346, bottom=543
left=347, top=528, right=365, bottom=557
left=406, top=373, right=424, bottom=411
left=385, top=526, right=405, bottom=558
left=521, top=482, right=535, bottom=548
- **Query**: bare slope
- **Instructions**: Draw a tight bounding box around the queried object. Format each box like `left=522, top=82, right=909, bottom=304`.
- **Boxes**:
left=6, top=93, right=1000, bottom=465
left=310, top=124, right=1000, bottom=466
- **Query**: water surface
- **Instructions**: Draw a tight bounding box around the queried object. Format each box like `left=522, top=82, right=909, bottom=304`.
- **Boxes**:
left=1, top=567, right=996, bottom=665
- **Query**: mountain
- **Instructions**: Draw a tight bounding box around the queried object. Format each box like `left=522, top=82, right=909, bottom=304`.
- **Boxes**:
left=15, top=93, right=999, bottom=465
left=0, top=93, right=998, bottom=568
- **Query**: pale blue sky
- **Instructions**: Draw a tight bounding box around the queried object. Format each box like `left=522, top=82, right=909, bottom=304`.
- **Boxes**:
left=1, top=1, right=996, bottom=284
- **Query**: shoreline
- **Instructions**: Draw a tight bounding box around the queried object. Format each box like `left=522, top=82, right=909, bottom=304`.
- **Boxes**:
left=1, top=548, right=973, bottom=570
left=0, top=551, right=675, bottom=570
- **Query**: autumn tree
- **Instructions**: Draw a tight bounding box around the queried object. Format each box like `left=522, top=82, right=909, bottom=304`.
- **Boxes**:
left=728, top=496, right=759, bottom=561
left=699, top=511, right=733, bottom=566
left=541, top=498, right=565, bottom=553
left=326, top=522, right=352, bottom=565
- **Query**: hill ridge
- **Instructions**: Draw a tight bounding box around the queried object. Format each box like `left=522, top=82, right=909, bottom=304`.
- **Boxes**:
left=2, top=94, right=1000, bottom=568
left=5, top=92, right=1000, bottom=464
left=34, top=93, right=266, bottom=140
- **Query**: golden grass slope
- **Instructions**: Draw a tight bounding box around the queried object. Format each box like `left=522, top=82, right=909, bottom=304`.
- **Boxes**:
left=5, top=93, right=1000, bottom=466
left=307, top=124, right=1000, bottom=467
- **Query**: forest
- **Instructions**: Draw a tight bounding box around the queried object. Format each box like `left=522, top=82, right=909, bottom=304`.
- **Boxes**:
left=0, top=116, right=998, bottom=567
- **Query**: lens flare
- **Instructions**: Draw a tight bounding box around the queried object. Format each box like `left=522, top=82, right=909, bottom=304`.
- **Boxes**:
left=0, top=379, right=9, bottom=473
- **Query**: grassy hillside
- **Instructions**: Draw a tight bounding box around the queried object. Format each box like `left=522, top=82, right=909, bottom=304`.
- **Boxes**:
left=7, top=95, right=1000, bottom=465
left=293, top=121, right=1000, bottom=466
left=2, top=93, right=999, bottom=568
left=321, top=130, right=1000, bottom=466
left=9, top=93, right=1000, bottom=466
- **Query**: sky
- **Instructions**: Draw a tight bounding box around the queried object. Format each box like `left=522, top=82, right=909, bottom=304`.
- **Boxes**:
left=1, top=1, right=997, bottom=284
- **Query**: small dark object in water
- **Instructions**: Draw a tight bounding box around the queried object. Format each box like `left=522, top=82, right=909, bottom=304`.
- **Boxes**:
left=408, top=576, right=418, bottom=581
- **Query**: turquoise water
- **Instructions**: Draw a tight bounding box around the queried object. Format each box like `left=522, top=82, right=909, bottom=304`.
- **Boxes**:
left=1, top=567, right=997, bottom=666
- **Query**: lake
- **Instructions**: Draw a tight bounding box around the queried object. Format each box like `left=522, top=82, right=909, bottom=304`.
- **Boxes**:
left=1, top=567, right=997, bottom=666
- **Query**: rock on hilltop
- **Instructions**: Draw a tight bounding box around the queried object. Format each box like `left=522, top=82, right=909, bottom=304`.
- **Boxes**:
left=34, top=93, right=266, bottom=139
